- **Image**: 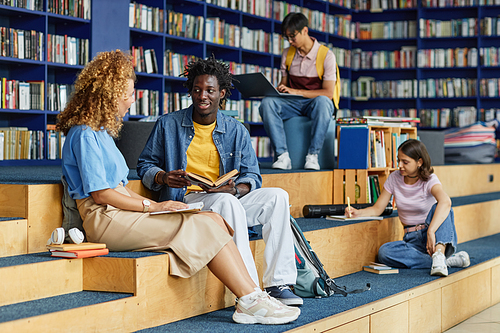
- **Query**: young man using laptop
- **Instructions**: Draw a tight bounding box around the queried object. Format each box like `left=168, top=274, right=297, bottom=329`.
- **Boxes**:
left=136, top=56, right=302, bottom=307
left=259, top=12, right=338, bottom=170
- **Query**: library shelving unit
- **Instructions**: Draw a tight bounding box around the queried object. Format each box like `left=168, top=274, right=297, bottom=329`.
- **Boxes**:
left=334, top=124, right=417, bottom=205
left=0, top=2, right=91, bottom=166
left=128, top=0, right=352, bottom=162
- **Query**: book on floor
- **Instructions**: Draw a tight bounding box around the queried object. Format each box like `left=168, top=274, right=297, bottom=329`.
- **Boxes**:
left=150, top=202, right=204, bottom=215
left=50, top=248, right=109, bottom=259
left=363, top=263, right=399, bottom=274
left=184, top=169, right=239, bottom=189
left=46, top=242, right=107, bottom=252
left=326, top=215, right=384, bottom=221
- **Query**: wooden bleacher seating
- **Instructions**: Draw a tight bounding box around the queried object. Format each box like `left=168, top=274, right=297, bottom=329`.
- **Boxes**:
left=0, top=164, right=499, bottom=332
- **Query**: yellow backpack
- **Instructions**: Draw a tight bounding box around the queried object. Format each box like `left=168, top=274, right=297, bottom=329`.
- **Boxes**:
left=285, top=45, right=341, bottom=109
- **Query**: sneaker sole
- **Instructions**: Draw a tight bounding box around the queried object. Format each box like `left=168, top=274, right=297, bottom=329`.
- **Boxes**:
left=232, top=311, right=300, bottom=325
left=457, top=251, right=471, bottom=267
left=277, top=298, right=303, bottom=306
left=430, top=267, right=448, bottom=277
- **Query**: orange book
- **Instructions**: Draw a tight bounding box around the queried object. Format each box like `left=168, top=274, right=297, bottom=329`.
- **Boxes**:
left=50, top=248, right=109, bottom=259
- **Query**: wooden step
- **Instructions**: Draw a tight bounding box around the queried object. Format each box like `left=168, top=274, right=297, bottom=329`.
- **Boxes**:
left=0, top=291, right=134, bottom=332
left=0, top=218, right=27, bottom=257
left=0, top=254, right=82, bottom=307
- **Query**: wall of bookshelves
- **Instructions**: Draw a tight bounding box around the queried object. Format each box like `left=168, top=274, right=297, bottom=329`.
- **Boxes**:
left=3, top=0, right=500, bottom=165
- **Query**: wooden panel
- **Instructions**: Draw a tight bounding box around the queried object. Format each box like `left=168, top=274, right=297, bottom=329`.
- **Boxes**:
left=345, top=170, right=356, bottom=204
left=409, top=289, right=441, bottom=333
left=323, top=316, right=369, bottom=333
left=305, top=217, right=401, bottom=278
left=0, top=219, right=27, bottom=257
left=492, top=264, right=500, bottom=305
left=27, top=184, right=64, bottom=253
left=262, top=172, right=301, bottom=217
left=441, top=269, right=491, bottom=331
left=434, top=164, right=500, bottom=197
left=0, top=184, right=27, bottom=217
left=126, top=180, right=158, bottom=200
left=371, top=302, right=408, bottom=333
left=0, top=260, right=82, bottom=307
left=83, top=257, right=136, bottom=293
left=333, top=170, right=345, bottom=204
left=133, top=254, right=234, bottom=328
left=252, top=239, right=266, bottom=289
left=0, top=297, right=137, bottom=333
left=454, top=201, right=500, bottom=243
left=299, top=171, right=333, bottom=217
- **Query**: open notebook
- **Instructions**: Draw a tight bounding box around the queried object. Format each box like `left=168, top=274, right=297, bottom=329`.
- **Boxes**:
left=232, top=72, right=303, bottom=98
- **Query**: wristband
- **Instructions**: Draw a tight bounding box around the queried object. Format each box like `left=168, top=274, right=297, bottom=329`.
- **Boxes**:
left=234, top=186, right=241, bottom=199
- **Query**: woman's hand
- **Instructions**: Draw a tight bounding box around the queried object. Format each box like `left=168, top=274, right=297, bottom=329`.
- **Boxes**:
left=426, top=230, right=436, bottom=256
left=150, top=200, right=189, bottom=213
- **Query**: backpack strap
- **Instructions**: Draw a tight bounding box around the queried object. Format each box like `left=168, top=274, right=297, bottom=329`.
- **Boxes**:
left=286, top=45, right=340, bottom=109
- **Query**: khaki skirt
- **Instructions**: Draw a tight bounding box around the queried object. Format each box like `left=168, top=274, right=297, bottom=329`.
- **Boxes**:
left=76, top=183, right=232, bottom=278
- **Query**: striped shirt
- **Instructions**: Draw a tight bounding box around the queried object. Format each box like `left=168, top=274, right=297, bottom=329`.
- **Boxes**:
left=384, top=170, right=441, bottom=226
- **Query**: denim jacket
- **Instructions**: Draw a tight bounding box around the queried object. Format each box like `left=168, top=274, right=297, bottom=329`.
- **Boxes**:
left=136, top=105, right=262, bottom=202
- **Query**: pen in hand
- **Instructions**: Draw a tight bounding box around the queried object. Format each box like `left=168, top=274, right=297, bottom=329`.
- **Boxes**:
left=347, top=197, right=351, bottom=217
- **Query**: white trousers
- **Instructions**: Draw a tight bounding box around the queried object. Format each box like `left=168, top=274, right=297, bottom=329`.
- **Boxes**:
left=184, top=188, right=297, bottom=288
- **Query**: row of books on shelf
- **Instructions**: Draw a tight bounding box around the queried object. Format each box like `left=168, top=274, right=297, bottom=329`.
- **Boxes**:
left=166, top=10, right=204, bottom=41
left=0, top=0, right=43, bottom=11
left=479, top=78, right=500, bottom=97
left=129, top=2, right=164, bottom=33
left=480, top=47, right=500, bottom=67
left=0, top=127, right=44, bottom=161
left=422, top=0, right=491, bottom=7
left=481, top=17, right=500, bottom=36
left=352, top=78, right=417, bottom=99
left=47, top=34, right=89, bottom=66
left=356, top=21, right=417, bottom=40
left=163, top=92, right=190, bottom=115
left=0, top=27, right=43, bottom=61
left=419, top=78, right=477, bottom=98
left=419, top=106, right=477, bottom=128
left=250, top=136, right=272, bottom=158
left=164, top=51, right=199, bottom=77
left=353, top=0, right=416, bottom=10
left=0, top=78, right=44, bottom=110
left=47, top=83, right=73, bottom=112
left=419, top=18, right=478, bottom=38
left=274, top=1, right=352, bottom=38
left=417, top=48, right=478, bottom=68
left=352, top=46, right=416, bottom=70
left=337, top=108, right=418, bottom=119
left=46, top=126, right=65, bottom=160
left=209, top=0, right=272, bottom=18
left=47, top=0, right=91, bottom=20
left=131, top=46, right=158, bottom=74
left=129, top=89, right=160, bottom=117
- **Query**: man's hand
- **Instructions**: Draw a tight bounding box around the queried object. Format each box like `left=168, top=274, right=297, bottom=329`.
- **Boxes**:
left=163, top=170, right=190, bottom=188
left=277, top=84, right=298, bottom=95
left=199, top=179, right=235, bottom=193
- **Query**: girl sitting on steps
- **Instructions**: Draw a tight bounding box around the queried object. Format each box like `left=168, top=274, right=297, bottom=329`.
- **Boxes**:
left=345, top=139, right=470, bottom=276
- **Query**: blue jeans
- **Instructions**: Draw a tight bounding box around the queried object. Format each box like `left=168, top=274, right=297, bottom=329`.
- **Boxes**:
left=377, top=203, right=458, bottom=269
left=259, top=95, right=335, bottom=156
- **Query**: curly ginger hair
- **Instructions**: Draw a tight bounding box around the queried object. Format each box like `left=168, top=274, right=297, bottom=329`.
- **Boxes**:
left=56, top=50, right=136, bottom=138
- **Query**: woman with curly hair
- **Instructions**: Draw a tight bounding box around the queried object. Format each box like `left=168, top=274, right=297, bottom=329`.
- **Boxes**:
left=345, top=139, right=470, bottom=277
left=57, top=50, right=300, bottom=325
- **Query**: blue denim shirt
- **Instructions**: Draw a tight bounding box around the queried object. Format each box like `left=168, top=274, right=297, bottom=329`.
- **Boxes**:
left=136, top=105, right=262, bottom=202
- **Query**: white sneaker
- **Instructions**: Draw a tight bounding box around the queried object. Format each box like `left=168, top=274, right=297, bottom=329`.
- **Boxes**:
left=446, top=251, right=470, bottom=268
left=304, top=154, right=320, bottom=170
left=232, top=291, right=300, bottom=325
left=430, top=249, right=448, bottom=277
left=272, top=152, right=292, bottom=170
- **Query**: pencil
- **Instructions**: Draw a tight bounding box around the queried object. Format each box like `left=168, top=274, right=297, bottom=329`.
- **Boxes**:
left=347, top=197, right=351, bottom=217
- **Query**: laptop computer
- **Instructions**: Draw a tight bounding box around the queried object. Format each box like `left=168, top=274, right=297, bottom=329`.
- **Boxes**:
left=232, top=72, right=303, bottom=98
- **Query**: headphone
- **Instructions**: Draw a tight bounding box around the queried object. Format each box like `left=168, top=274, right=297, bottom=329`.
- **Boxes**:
left=47, top=227, right=84, bottom=245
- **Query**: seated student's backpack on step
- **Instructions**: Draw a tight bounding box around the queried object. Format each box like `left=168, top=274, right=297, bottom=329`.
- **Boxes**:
left=290, top=216, right=370, bottom=297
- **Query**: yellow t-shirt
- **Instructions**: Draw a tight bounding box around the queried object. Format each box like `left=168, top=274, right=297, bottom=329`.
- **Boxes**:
left=186, top=121, right=220, bottom=192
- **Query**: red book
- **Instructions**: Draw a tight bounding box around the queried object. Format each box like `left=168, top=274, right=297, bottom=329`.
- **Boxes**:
left=50, top=248, right=109, bottom=259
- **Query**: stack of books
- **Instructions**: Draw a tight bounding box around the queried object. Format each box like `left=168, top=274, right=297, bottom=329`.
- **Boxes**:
left=47, top=242, right=109, bottom=259
left=363, top=263, right=399, bottom=274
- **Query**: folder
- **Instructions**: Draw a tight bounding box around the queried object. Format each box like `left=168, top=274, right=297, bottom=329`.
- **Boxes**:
left=338, top=126, right=369, bottom=169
